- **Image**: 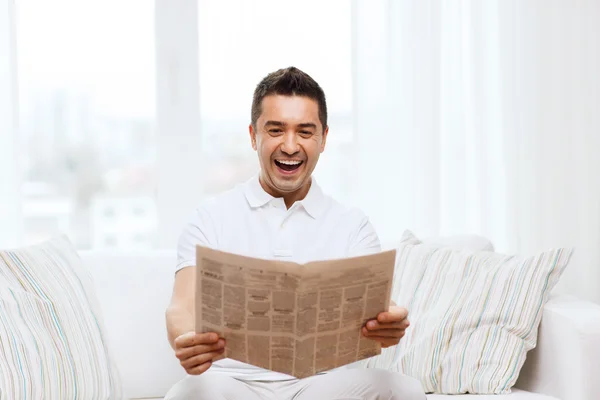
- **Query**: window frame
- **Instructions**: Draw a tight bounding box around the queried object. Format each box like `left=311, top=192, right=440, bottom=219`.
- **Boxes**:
left=1, top=0, right=23, bottom=248
left=154, top=0, right=203, bottom=248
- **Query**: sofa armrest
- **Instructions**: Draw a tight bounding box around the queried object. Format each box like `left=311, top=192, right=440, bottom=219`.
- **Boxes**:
left=516, top=295, right=600, bottom=400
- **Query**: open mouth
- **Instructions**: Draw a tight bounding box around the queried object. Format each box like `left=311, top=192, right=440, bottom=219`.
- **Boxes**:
left=274, top=159, right=303, bottom=173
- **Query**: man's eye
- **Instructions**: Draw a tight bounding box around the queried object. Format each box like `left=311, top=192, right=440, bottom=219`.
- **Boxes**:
left=299, top=131, right=312, bottom=135
left=269, top=129, right=283, bottom=133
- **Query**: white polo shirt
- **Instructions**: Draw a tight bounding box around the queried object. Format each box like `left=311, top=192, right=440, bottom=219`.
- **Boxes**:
left=176, top=174, right=381, bottom=381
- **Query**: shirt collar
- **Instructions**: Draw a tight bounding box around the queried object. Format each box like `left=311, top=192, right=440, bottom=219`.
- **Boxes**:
left=299, top=178, right=326, bottom=219
left=244, top=174, right=274, bottom=209
left=244, top=173, right=327, bottom=219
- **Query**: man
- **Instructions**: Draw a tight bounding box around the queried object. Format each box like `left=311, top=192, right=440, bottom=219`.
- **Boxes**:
left=165, top=67, right=425, bottom=399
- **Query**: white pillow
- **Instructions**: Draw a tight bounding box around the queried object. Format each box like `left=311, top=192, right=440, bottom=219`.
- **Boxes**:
left=0, top=236, right=123, bottom=399
left=382, top=234, right=494, bottom=253
left=366, top=230, right=573, bottom=395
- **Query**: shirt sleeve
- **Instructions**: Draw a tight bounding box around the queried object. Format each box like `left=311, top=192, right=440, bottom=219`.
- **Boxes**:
left=348, top=214, right=382, bottom=257
left=176, top=205, right=218, bottom=273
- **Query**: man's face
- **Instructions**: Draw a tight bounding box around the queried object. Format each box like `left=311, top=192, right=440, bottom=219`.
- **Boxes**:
left=249, top=94, right=328, bottom=198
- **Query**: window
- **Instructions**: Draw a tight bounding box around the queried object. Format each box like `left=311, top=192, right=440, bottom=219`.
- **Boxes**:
left=16, top=0, right=156, bottom=249
left=8, top=0, right=354, bottom=250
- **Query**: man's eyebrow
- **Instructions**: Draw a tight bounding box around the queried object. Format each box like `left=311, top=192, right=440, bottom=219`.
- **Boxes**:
left=297, top=123, right=317, bottom=129
left=264, top=120, right=286, bottom=127
left=263, top=121, right=318, bottom=129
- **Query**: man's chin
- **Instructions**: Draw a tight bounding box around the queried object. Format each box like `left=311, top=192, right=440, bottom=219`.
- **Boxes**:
left=271, top=176, right=308, bottom=194
left=273, top=182, right=303, bottom=194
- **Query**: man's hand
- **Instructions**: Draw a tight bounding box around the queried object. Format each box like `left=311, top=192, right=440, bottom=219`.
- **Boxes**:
left=174, top=332, right=225, bottom=375
left=362, top=305, right=410, bottom=348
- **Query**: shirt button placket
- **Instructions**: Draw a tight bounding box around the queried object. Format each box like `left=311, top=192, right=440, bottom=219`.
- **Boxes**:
left=274, top=214, right=292, bottom=258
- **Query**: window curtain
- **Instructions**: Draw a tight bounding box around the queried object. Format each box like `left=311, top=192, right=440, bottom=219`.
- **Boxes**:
left=352, top=0, right=600, bottom=303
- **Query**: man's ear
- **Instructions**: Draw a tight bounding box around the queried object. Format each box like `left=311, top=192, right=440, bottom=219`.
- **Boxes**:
left=249, top=124, right=257, bottom=151
left=321, top=126, right=329, bottom=153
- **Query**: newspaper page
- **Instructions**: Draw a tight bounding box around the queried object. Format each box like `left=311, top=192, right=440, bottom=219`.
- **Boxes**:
left=195, top=246, right=396, bottom=378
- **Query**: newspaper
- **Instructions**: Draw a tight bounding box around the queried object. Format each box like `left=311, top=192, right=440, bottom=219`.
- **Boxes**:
left=195, top=246, right=396, bottom=378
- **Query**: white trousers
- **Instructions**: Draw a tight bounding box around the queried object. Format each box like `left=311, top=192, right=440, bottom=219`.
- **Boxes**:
left=164, top=368, right=426, bottom=400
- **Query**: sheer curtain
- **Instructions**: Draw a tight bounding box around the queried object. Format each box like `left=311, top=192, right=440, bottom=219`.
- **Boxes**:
left=352, top=0, right=600, bottom=303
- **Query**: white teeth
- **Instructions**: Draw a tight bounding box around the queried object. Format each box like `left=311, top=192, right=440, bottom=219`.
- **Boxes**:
left=277, top=160, right=302, bottom=165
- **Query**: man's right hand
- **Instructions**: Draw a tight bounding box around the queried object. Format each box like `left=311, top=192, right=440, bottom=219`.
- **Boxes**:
left=174, top=332, right=225, bottom=375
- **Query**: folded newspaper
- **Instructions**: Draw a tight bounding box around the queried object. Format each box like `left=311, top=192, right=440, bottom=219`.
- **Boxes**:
left=194, top=246, right=397, bottom=378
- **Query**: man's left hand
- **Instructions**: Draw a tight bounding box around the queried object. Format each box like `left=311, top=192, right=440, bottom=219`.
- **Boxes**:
left=362, top=305, right=410, bottom=348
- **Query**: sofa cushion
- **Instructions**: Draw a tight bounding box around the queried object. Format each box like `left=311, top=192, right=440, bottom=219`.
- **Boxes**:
left=366, top=231, right=572, bottom=395
left=0, top=236, right=123, bottom=399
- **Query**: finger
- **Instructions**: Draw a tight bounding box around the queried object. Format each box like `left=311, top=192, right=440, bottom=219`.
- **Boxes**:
left=364, top=335, right=403, bottom=348
left=362, top=327, right=406, bottom=339
left=175, top=332, right=220, bottom=348
left=181, top=349, right=225, bottom=369
left=363, top=329, right=405, bottom=339
left=365, top=319, right=409, bottom=331
left=377, top=307, right=409, bottom=323
left=176, top=339, right=225, bottom=360
left=186, top=361, right=212, bottom=376
left=382, top=340, right=401, bottom=348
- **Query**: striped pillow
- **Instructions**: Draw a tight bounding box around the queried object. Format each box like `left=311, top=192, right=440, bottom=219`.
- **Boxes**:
left=0, top=236, right=123, bottom=399
left=366, top=230, right=572, bottom=394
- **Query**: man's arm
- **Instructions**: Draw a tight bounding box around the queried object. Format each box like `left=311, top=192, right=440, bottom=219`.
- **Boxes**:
left=166, top=267, right=195, bottom=349
left=350, top=214, right=410, bottom=348
left=166, top=206, right=225, bottom=375
left=167, top=204, right=217, bottom=346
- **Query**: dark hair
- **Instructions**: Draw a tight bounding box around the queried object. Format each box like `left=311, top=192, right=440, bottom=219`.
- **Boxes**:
left=251, top=67, right=328, bottom=131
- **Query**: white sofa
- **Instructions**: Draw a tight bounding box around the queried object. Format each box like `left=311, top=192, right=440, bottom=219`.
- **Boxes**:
left=82, top=246, right=600, bottom=400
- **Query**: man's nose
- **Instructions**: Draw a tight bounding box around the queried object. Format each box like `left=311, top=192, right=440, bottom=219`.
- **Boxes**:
left=280, top=132, right=300, bottom=155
